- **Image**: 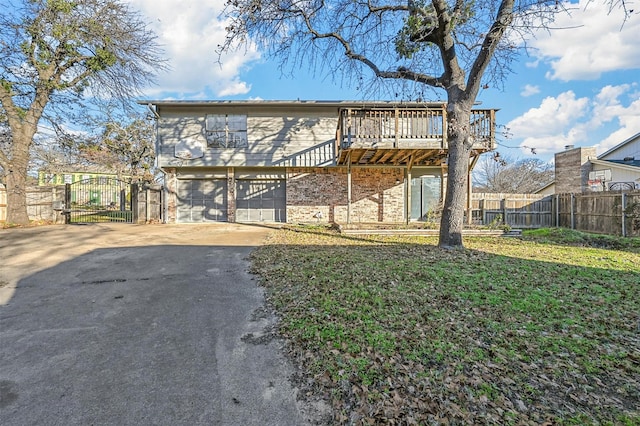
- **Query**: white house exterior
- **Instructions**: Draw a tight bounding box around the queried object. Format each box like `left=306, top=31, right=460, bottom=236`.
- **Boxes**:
left=590, top=132, right=640, bottom=191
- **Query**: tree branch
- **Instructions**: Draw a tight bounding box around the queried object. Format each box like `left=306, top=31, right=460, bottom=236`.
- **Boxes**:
left=430, top=0, right=465, bottom=92
left=465, top=0, right=515, bottom=99
left=0, top=82, right=19, bottom=130
left=298, top=6, right=443, bottom=87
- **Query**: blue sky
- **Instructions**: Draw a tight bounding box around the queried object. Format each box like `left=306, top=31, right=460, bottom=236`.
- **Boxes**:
left=127, top=0, right=640, bottom=163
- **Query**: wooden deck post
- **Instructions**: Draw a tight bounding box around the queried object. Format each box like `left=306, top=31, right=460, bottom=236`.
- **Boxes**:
left=406, top=167, right=412, bottom=224
left=467, top=154, right=480, bottom=225
left=347, top=161, right=352, bottom=224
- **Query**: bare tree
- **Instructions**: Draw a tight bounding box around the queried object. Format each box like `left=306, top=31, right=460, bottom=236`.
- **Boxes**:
left=0, top=0, right=165, bottom=224
left=219, top=0, right=632, bottom=248
left=473, top=154, right=554, bottom=193
left=81, top=118, right=156, bottom=183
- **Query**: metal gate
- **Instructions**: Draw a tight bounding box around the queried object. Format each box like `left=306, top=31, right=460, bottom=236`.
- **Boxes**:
left=65, top=178, right=135, bottom=223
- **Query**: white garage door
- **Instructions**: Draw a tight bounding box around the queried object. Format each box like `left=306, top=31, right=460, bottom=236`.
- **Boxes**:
left=236, top=179, right=286, bottom=222
left=177, top=179, right=227, bottom=222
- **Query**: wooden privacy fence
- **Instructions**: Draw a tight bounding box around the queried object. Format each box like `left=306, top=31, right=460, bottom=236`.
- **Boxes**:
left=472, top=193, right=554, bottom=229
left=0, top=185, right=163, bottom=224
left=473, top=191, right=640, bottom=237
left=556, top=191, right=640, bottom=237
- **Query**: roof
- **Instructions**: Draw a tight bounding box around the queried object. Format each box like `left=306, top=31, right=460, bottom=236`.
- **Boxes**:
left=139, top=99, right=497, bottom=111
left=138, top=99, right=448, bottom=109
left=534, top=180, right=555, bottom=193
left=606, top=159, right=640, bottom=167
left=597, top=132, right=640, bottom=159
left=590, top=158, right=640, bottom=171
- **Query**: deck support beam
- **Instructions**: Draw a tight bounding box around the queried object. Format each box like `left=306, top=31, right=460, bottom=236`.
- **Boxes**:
left=347, top=154, right=352, bottom=224
left=467, top=154, right=480, bottom=225
left=405, top=154, right=415, bottom=225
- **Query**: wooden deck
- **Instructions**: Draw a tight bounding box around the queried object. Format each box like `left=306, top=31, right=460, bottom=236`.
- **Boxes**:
left=336, top=106, right=496, bottom=166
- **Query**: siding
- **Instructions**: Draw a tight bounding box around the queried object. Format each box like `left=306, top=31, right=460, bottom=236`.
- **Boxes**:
left=592, top=163, right=640, bottom=189
left=599, top=136, right=640, bottom=161
left=157, top=105, right=338, bottom=168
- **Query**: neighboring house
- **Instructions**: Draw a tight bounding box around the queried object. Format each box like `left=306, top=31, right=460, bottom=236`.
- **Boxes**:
left=534, top=181, right=556, bottom=195
left=589, top=132, right=640, bottom=191
left=38, top=171, right=127, bottom=186
left=38, top=171, right=132, bottom=207
left=142, top=100, right=497, bottom=224
left=551, top=133, right=640, bottom=194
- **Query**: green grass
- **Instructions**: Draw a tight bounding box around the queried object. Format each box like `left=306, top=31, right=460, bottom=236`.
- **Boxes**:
left=251, top=226, right=640, bottom=424
left=70, top=210, right=132, bottom=223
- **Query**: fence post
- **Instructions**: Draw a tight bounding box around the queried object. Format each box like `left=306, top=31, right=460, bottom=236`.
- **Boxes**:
left=501, top=198, right=507, bottom=225
left=621, top=192, right=627, bottom=237
left=570, top=193, right=575, bottom=230
left=146, top=189, right=150, bottom=223
left=555, top=194, right=559, bottom=227
left=131, top=183, right=139, bottom=223
left=64, top=183, right=71, bottom=224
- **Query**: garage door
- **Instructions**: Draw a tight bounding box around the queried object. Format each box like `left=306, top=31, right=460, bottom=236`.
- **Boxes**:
left=236, top=179, right=286, bottom=222
left=177, top=179, right=227, bottom=222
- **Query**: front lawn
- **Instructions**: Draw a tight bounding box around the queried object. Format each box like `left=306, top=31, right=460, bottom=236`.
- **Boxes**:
left=251, top=227, right=640, bottom=425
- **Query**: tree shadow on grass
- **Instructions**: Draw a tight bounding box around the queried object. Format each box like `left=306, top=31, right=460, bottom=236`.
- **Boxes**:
left=251, top=233, right=640, bottom=424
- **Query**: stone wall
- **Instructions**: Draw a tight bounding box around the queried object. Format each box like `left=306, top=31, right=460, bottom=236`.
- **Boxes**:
left=554, top=147, right=596, bottom=194
left=164, top=168, right=178, bottom=223
left=0, top=186, right=66, bottom=223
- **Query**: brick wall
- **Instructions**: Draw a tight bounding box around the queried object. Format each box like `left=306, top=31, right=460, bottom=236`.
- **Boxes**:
left=164, top=166, right=410, bottom=224
left=286, top=167, right=405, bottom=223
left=555, top=147, right=596, bottom=194
left=226, top=167, right=236, bottom=223
left=165, top=168, right=177, bottom=223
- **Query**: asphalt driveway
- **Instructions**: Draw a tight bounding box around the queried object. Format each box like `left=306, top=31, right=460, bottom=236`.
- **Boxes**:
left=0, top=223, right=326, bottom=425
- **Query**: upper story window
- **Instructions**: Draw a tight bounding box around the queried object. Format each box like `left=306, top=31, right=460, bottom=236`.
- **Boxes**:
left=205, top=114, right=248, bottom=148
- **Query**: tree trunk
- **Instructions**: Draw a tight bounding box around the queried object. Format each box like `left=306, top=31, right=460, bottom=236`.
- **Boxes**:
left=4, top=125, right=36, bottom=226
left=5, top=152, right=30, bottom=225
left=439, top=105, right=473, bottom=249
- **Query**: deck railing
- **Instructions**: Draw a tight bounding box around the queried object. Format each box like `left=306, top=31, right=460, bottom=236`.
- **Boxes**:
left=337, top=107, right=495, bottom=150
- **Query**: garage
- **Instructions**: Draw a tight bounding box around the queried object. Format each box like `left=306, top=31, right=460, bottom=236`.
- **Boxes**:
left=176, top=179, right=227, bottom=222
left=235, top=179, right=286, bottom=222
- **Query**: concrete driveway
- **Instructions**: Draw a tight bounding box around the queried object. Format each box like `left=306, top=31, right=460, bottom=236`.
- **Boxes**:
left=0, top=223, right=326, bottom=425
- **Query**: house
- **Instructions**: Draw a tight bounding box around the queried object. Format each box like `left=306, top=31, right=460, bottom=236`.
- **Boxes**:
left=38, top=171, right=126, bottom=186
left=141, top=100, right=497, bottom=224
left=552, top=133, right=640, bottom=193
left=534, top=181, right=556, bottom=195
left=38, top=171, right=134, bottom=208
left=589, top=132, right=640, bottom=191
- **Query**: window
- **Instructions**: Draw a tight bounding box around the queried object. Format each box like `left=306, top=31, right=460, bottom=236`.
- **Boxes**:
left=205, top=114, right=248, bottom=148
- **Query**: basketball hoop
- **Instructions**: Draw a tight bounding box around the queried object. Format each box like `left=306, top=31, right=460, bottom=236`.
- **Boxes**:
left=588, top=179, right=603, bottom=191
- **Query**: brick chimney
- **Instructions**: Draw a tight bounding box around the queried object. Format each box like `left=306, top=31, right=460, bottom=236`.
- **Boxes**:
left=554, top=146, right=596, bottom=193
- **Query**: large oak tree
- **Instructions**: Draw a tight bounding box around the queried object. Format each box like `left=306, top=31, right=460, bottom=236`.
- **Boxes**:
left=0, top=0, right=164, bottom=224
left=220, top=0, right=632, bottom=248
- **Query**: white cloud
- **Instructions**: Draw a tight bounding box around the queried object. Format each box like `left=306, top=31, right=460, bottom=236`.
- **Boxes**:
left=527, top=0, right=640, bottom=81
left=507, top=84, right=640, bottom=155
left=507, top=91, right=588, bottom=135
left=125, top=0, right=260, bottom=98
left=593, top=93, right=640, bottom=154
left=520, top=84, right=540, bottom=97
